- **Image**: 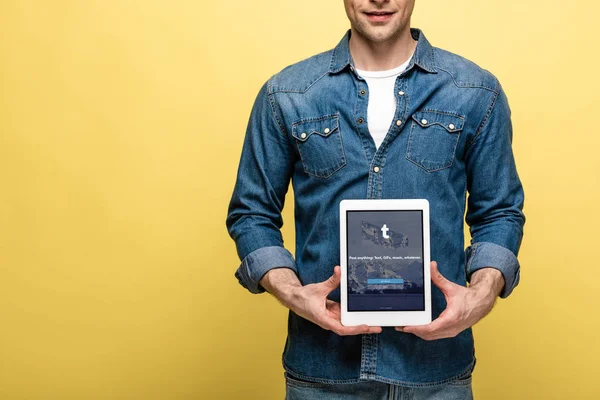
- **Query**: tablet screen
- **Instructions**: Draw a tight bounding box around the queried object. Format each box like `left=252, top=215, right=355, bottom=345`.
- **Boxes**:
left=346, top=210, right=425, bottom=312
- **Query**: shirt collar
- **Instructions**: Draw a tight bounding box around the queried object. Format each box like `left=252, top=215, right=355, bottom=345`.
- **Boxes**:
left=329, top=28, right=437, bottom=74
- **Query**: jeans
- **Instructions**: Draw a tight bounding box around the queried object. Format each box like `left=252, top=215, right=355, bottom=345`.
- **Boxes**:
left=284, top=372, right=473, bottom=400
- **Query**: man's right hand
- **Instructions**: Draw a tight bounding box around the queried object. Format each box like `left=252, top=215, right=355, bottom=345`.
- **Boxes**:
left=259, top=265, right=382, bottom=336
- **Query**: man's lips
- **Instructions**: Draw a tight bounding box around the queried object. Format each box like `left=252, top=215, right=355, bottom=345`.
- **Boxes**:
left=364, top=11, right=396, bottom=22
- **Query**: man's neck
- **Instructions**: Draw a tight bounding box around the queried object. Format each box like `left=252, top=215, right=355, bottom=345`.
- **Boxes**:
left=349, top=28, right=417, bottom=71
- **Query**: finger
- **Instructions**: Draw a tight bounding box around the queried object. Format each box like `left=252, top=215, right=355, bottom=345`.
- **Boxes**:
left=317, top=309, right=379, bottom=335
left=320, top=265, right=342, bottom=294
left=326, top=299, right=341, bottom=314
left=321, top=301, right=382, bottom=335
left=400, top=309, right=456, bottom=339
left=398, top=324, right=436, bottom=340
left=364, top=326, right=383, bottom=334
left=316, top=304, right=382, bottom=335
left=326, top=321, right=382, bottom=336
left=430, top=261, right=457, bottom=295
left=348, top=324, right=382, bottom=335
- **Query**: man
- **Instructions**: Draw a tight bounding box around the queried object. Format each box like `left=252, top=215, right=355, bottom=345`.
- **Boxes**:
left=226, top=0, right=525, bottom=398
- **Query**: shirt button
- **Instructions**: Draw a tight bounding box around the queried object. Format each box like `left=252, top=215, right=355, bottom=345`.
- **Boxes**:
left=324, top=128, right=330, bottom=134
left=421, top=119, right=428, bottom=125
left=396, top=120, right=402, bottom=126
left=373, top=166, right=380, bottom=173
left=398, top=91, right=405, bottom=96
left=448, top=123, right=455, bottom=130
left=357, top=117, right=364, bottom=124
left=360, top=89, right=366, bottom=95
left=300, top=132, right=307, bottom=139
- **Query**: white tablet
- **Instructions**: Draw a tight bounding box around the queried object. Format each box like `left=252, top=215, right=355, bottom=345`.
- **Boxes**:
left=340, top=199, right=431, bottom=327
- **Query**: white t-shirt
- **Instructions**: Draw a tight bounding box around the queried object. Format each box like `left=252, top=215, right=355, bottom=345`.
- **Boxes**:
left=356, top=56, right=413, bottom=149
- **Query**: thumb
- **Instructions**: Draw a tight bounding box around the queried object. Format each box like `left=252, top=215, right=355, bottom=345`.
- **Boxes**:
left=321, top=265, right=341, bottom=293
left=430, top=261, right=455, bottom=294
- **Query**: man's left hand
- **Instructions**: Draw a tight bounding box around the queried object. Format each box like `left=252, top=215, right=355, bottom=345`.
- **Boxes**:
left=397, top=261, right=504, bottom=341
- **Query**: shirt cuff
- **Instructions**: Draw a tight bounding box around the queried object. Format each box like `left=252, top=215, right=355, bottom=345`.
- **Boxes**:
left=465, top=241, right=520, bottom=298
left=235, top=246, right=297, bottom=294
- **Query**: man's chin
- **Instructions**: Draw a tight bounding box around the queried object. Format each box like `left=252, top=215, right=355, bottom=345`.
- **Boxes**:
left=362, top=30, right=398, bottom=44
left=353, top=22, right=403, bottom=43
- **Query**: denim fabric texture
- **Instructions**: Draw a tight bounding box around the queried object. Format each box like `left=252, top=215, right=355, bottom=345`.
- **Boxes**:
left=285, top=370, right=473, bottom=400
left=226, top=28, right=525, bottom=386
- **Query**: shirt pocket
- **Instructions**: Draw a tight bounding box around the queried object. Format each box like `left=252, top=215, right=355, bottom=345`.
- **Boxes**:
left=291, top=113, right=347, bottom=178
left=406, top=110, right=465, bottom=172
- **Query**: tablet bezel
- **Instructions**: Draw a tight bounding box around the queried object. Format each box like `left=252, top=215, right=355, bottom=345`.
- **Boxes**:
left=340, top=199, right=432, bottom=327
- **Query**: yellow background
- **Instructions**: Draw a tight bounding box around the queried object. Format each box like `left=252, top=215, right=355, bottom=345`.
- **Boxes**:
left=1, top=1, right=598, bottom=399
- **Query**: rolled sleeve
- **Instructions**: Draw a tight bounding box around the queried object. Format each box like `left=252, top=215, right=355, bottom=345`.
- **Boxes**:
left=235, top=246, right=298, bottom=294
left=465, top=242, right=519, bottom=298
left=464, top=82, right=525, bottom=299
left=226, top=78, right=297, bottom=294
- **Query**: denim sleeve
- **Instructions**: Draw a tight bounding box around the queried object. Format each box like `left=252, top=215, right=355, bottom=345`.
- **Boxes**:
left=464, top=82, right=525, bottom=298
left=235, top=246, right=297, bottom=294
left=226, top=79, right=298, bottom=294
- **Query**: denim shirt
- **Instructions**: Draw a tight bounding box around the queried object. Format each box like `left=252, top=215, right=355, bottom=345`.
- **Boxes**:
left=226, top=28, right=525, bottom=385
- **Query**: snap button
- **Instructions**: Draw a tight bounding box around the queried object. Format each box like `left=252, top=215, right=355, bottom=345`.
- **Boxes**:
left=398, top=91, right=405, bottom=96
left=421, top=119, right=428, bottom=125
left=324, top=128, right=330, bottom=134
left=300, top=132, right=307, bottom=139
left=449, top=123, right=455, bottom=130
left=373, top=166, right=380, bottom=173
left=396, top=120, right=402, bottom=126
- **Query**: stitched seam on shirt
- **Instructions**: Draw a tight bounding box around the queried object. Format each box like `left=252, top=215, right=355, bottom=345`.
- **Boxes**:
left=378, top=155, right=383, bottom=198
left=330, top=45, right=347, bottom=73
left=353, top=80, right=371, bottom=177
left=283, top=364, right=362, bottom=385
left=415, top=109, right=465, bottom=120
left=436, top=66, right=499, bottom=93
left=267, top=81, right=288, bottom=137
left=292, top=113, right=339, bottom=127
left=369, top=358, right=476, bottom=388
left=466, top=87, right=500, bottom=149
left=291, top=113, right=346, bottom=179
left=427, top=43, right=437, bottom=72
left=466, top=242, right=479, bottom=275
left=270, top=71, right=330, bottom=94
left=232, top=226, right=284, bottom=248
left=282, top=359, right=477, bottom=388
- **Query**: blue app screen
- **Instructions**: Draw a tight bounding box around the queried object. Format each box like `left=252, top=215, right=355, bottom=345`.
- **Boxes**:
left=347, top=210, right=425, bottom=311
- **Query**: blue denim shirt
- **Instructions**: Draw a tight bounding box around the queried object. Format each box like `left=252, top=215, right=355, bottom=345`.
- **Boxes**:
left=226, top=28, right=525, bottom=386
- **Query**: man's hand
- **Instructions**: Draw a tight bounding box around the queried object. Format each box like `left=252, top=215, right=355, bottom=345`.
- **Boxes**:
left=397, top=261, right=504, bottom=341
left=260, top=266, right=382, bottom=336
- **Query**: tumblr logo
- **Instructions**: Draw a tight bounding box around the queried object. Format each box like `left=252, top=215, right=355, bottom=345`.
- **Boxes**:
left=381, top=224, right=390, bottom=239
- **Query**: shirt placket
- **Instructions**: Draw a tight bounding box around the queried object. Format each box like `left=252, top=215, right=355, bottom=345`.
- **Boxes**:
left=356, top=70, right=410, bottom=193
left=356, top=72, right=410, bottom=379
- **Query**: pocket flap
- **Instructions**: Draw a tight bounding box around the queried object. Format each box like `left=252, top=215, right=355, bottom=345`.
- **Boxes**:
left=292, top=114, right=339, bottom=142
left=411, top=110, right=465, bottom=133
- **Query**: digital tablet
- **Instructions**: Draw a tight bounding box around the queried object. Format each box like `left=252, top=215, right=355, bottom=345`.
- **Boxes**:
left=340, top=199, right=431, bottom=327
